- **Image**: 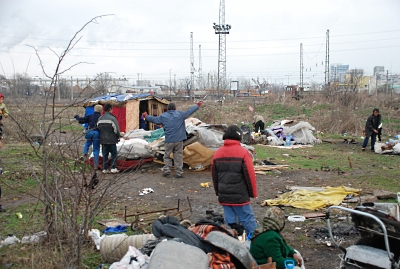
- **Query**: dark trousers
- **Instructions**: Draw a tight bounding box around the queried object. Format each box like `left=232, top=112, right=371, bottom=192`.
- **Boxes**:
left=254, top=121, right=265, bottom=133
left=102, top=144, right=117, bottom=170
left=362, top=133, right=377, bottom=150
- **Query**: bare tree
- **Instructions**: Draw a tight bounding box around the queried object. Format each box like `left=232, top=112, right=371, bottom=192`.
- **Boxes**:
left=252, top=77, right=269, bottom=95
left=93, top=72, right=113, bottom=95
left=2, top=15, right=133, bottom=268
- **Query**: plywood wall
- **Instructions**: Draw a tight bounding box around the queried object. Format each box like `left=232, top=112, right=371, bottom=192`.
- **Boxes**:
left=147, top=99, right=168, bottom=130
left=125, top=100, right=139, bottom=132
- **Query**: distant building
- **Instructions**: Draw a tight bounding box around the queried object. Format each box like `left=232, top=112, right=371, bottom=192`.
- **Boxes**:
left=373, top=66, right=384, bottom=75
left=330, top=63, right=349, bottom=83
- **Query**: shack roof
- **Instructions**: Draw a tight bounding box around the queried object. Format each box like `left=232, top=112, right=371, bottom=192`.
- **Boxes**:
left=83, top=93, right=169, bottom=107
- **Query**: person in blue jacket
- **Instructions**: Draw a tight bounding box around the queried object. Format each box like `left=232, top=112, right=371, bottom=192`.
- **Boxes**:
left=145, top=101, right=202, bottom=178
left=74, top=104, right=103, bottom=169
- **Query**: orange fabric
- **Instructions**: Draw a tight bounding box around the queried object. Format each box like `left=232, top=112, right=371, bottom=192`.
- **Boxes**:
left=190, top=225, right=235, bottom=269
left=210, top=252, right=235, bottom=269
left=190, top=224, right=219, bottom=240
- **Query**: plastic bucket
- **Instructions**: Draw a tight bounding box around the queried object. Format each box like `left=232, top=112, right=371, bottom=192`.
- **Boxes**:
left=100, top=234, right=156, bottom=263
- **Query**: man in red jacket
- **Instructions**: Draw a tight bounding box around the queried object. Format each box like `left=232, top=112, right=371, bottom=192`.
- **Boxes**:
left=211, top=125, right=258, bottom=236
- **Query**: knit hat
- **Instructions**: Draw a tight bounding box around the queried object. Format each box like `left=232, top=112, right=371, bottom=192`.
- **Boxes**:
left=261, top=206, right=285, bottom=232
left=94, top=105, right=103, bottom=113
left=222, top=125, right=242, bottom=141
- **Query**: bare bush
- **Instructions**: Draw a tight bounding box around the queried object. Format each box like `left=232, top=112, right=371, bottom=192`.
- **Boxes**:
left=0, top=15, right=148, bottom=268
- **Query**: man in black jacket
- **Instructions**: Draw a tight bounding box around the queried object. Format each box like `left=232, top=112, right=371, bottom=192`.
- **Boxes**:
left=97, top=104, right=121, bottom=174
left=362, top=108, right=382, bottom=152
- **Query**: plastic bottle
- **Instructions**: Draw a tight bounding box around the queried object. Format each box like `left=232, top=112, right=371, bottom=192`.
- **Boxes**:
left=284, top=260, right=295, bottom=269
left=285, top=135, right=291, bottom=146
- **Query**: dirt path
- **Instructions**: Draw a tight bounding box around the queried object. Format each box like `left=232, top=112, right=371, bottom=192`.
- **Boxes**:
left=1, top=141, right=364, bottom=269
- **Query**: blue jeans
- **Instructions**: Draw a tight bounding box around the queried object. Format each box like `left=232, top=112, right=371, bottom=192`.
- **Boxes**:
left=102, top=144, right=117, bottom=170
left=83, top=130, right=100, bottom=167
left=362, top=133, right=377, bottom=150
left=223, top=204, right=257, bottom=234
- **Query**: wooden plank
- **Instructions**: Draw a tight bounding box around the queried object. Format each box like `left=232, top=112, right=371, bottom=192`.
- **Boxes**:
left=286, top=186, right=327, bottom=192
left=254, top=165, right=289, bottom=171
left=301, top=212, right=325, bottom=219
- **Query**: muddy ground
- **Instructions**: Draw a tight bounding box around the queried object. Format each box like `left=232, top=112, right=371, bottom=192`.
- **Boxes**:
left=112, top=151, right=362, bottom=269
left=1, top=141, right=365, bottom=269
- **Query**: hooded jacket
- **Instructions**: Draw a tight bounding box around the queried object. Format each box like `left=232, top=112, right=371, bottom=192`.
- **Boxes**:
left=97, top=112, right=120, bottom=144
left=211, top=139, right=258, bottom=205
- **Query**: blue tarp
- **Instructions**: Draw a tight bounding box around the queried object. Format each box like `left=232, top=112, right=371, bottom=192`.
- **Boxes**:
left=84, top=93, right=165, bottom=105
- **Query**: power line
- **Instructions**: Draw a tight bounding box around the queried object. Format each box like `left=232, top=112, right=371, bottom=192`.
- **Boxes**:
left=2, top=29, right=399, bottom=44
left=2, top=36, right=398, bottom=51
left=3, top=44, right=399, bottom=58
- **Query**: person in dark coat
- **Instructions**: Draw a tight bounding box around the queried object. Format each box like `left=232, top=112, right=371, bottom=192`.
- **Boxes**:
left=211, top=125, right=258, bottom=235
left=139, top=111, right=148, bottom=130
left=362, top=108, right=381, bottom=152
left=97, top=104, right=121, bottom=174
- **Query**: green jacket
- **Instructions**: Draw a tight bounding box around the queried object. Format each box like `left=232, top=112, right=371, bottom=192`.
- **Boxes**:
left=250, top=230, right=297, bottom=269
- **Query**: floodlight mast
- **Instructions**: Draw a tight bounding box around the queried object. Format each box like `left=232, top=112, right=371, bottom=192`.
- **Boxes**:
left=213, top=0, right=231, bottom=98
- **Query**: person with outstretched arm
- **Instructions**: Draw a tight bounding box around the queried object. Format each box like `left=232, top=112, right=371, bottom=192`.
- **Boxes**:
left=145, top=101, right=202, bottom=178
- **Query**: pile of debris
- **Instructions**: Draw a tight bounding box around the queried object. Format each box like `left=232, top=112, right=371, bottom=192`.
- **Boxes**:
left=91, top=215, right=261, bottom=269
left=252, top=120, right=322, bottom=146
left=102, top=117, right=256, bottom=171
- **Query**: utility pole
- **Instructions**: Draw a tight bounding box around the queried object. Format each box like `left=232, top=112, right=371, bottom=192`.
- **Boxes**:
left=213, top=0, right=231, bottom=97
left=386, top=70, right=389, bottom=97
left=198, top=44, right=203, bottom=90
left=169, top=68, right=172, bottom=100
left=325, top=29, right=330, bottom=85
left=300, top=43, right=303, bottom=89
left=190, top=32, right=195, bottom=96
left=70, top=76, right=73, bottom=100
left=285, top=75, right=291, bottom=85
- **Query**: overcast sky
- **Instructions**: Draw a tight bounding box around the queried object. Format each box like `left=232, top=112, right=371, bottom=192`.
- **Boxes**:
left=1, top=0, right=399, bottom=85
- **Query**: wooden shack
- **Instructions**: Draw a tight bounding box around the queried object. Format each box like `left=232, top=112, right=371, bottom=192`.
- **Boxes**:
left=83, top=93, right=169, bottom=132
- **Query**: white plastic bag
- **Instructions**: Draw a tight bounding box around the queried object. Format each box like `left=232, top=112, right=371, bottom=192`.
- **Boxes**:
left=109, top=246, right=150, bottom=269
left=393, top=143, right=400, bottom=154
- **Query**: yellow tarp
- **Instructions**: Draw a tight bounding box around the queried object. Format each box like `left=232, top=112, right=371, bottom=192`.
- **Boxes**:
left=261, top=186, right=360, bottom=210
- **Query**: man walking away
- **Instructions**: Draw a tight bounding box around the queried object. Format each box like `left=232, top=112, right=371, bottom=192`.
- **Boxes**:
left=362, top=108, right=381, bottom=152
left=145, top=101, right=202, bottom=178
left=97, top=104, right=121, bottom=174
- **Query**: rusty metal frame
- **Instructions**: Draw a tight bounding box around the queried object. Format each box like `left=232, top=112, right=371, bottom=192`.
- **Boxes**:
left=124, top=196, right=192, bottom=231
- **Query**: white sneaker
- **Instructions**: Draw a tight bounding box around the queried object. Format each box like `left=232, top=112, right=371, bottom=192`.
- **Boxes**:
left=102, top=169, right=108, bottom=174
left=110, top=168, right=120, bottom=174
